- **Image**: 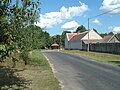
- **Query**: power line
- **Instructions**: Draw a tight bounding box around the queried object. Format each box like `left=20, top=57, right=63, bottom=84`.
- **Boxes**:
left=87, top=6, right=120, bottom=52
left=89, top=7, right=120, bottom=19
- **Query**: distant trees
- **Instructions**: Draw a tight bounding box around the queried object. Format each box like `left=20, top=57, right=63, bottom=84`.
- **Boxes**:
left=75, top=25, right=87, bottom=33
left=61, top=31, right=71, bottom=48
left=116, top=33, right=120, bottom=39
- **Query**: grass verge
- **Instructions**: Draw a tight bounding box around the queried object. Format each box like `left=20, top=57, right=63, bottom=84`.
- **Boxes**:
left=61, top=50, right=120, bottom=66
left=0, top=50, right=61, bottom=90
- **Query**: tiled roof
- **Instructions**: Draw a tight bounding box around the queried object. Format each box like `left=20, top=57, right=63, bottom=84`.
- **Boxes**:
left=67, top=31, right=88, bottom=42
left=51, top=43, right=59, bottom=46
left=67, top=33, right=77, bottom=41
left=69, top=32, right=88, bottom=41
left=102, top=35, right=113, bottom=43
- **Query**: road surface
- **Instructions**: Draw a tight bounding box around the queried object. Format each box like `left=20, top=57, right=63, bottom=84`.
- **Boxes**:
left=43, top=51, right=120, bottom=90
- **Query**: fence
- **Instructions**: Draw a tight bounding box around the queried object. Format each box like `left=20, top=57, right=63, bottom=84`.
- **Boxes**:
left=82, top=43, right=120, bottom=54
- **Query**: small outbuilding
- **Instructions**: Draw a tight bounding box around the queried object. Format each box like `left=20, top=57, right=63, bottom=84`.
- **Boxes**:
left=51, top=36, right=59, bottom=49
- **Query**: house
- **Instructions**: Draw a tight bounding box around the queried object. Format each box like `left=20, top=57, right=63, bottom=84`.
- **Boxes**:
left=65, top=30, right=103, bottom=50
left=102, top=34, right=120, bottom=43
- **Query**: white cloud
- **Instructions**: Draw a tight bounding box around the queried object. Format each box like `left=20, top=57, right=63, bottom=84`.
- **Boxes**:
left=113, top=26, right=120, bottom=33
left=100, top=0, right=120, bottom=15
left=35, top=1, right=88, bottom=29
left=61, top=21, right=79, bottom=31
left=108, top=26, right=120, bottom=33
left=92, top=18, right=101, bottom=25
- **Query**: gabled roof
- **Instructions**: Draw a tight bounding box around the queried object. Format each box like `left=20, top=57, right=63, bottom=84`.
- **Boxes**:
left=66, top=30, right=103, bottom=43
left=69, top=31, right=88, bottom=41
left=102, top=35, right=112, bottom=43
left=67, top=33, right=77, bottom=41
left=102, top=34, right=120, bottom=43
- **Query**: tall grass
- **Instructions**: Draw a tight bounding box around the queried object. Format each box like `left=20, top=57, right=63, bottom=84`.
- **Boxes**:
left=29, top=50, right=48, bottom=66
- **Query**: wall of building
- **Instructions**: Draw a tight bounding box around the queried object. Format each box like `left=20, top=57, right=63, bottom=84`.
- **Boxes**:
left=82, top=30, right=102, bottom=40
left=65, top=37, right=83, bottom=49
left=108, top=37, right=120, bottom=43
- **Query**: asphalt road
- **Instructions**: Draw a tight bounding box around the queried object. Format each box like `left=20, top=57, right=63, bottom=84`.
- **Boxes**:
left=43, top=51, right=120, bottom=90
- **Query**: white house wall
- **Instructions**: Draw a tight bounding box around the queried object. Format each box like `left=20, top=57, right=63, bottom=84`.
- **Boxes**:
left=65, top=36, right=69, bottom=49
left=68, top=41, right=82, bottom=49
left=82, top=30, right=102, bottom=40
left=65, top=37, right=82, bottom=49
left=108, top=36, right=120, bottom=43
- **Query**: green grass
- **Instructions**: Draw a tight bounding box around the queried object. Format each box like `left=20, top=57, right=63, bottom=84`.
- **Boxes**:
left=62, top=50, right=120, bottom=66
left=0, top=50, right=61, bottom=90
left=29, top=50, right=48, bottom=66
left=28, top=50, right=61, bottom=90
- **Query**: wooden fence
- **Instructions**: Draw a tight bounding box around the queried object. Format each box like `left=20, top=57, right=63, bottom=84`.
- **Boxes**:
left=82, top=43, right=120, bottom=54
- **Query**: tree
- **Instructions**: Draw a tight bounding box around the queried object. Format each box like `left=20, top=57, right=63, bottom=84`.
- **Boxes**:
left=75, top=25, right=87, bottom=33
left=61, top=31, right=71, bottom=48
left=56, top=35, right=61, bottom=45
left=43, top=31, right=51, bottom=48
left=0, top=0, right=41, bottom=65
left=100, top=33, right=107, bottom=38
left=108, top=32, right=114, bottom=35
left=116, top=33, right=120, bottom=40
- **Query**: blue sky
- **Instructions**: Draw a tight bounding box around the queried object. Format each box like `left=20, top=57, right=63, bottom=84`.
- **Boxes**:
left=35, top=0, right=120, bottom=35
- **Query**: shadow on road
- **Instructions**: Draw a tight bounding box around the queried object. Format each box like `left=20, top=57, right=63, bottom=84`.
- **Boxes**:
left=0, top=66, right=31, bottom=90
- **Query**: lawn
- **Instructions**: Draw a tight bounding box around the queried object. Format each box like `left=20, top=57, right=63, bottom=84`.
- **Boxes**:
left=62, top=50, right=120, bottom=66
left=0, top=50, right=61, bottom=90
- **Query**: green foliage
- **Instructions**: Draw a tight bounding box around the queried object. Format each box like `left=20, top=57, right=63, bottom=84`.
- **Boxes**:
left=49, top=37, right=53, bottom=47
left=75, top=25, right=87, bottom=33
left=29, top=50, right=48, bottom=66
left=100, top=33, right=107, bottom=38
left=56, top=35, right=61, bottom=45
left=108, top=32, right=114, bottom=35
left=43, top=31, right=51, bottom=48
left=0, top=0, right=51, bottom=65
left=61, top=31, right=71, bottom=48
left=116, top=33, right=120, bottom=39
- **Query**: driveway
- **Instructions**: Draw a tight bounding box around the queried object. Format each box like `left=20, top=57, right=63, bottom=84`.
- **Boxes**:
left=43, top=51, right=120, bottom=90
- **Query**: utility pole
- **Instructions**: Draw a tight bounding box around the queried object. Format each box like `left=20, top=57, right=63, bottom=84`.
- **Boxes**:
left=87, top=18, right=90, bottom=52
left=86, top=7, right=120, bottom=52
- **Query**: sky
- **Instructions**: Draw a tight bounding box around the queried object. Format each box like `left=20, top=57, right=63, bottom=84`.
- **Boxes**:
left=35, top=0, right=120, bottom=35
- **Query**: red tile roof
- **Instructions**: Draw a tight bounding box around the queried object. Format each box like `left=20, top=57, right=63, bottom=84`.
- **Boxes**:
left=102, top=35, right=113, bottom=43
left=67, top=31, right=88, bottom=42
left=70, top=32, right=87, bottom=41
left=51, top=43, right=59, bottom=46
left=67, top=33, right=77, bottom=41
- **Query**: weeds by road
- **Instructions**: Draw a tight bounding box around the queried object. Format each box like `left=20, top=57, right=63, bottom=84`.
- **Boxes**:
left=0, top=50, right=61, bottom=90
left=62, top=50, right=120, bottom=66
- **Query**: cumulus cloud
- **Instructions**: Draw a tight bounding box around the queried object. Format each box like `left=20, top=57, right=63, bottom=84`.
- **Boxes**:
left=61, top=21, right=79, bottom=31
left=92, top=19, right=101, bottom=25
left=113, top=26, right=120, bottom=33
left=108, top=26, right=120, bottom=33
left=100, top=0, right=120, bottom=15
left=35, top=1, right=88, bottom=28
